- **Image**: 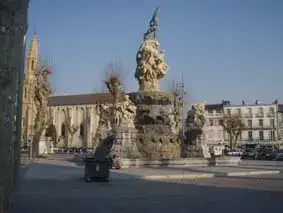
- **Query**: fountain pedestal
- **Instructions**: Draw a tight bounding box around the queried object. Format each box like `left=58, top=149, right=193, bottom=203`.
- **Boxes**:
left=129, top=91, right=181, bottom=159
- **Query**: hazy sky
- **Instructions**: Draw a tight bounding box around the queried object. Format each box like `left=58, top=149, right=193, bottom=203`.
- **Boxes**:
left=26, top=0, right=283, bottom=104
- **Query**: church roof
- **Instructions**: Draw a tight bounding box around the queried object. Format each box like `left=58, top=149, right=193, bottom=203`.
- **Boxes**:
left=47, top=93, right=118, bottom=106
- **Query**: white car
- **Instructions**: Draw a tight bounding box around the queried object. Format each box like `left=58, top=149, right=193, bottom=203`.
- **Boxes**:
left=228, top=149, right=243, bottom=156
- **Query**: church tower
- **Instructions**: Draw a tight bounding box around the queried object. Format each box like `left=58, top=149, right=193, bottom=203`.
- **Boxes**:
left=22, top=32, right=40, bottom=143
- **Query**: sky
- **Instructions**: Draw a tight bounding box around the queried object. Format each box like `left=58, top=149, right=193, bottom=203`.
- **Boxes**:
left=26, top=0, right=283, bottom=105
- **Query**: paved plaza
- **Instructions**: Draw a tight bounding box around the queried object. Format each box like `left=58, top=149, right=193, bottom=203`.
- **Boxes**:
left=13, top=158, right=283, bottom=213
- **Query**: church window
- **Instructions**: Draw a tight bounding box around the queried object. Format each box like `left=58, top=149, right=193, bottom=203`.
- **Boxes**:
left=80, top=123, right=84, bottom=136
left=24, top=88, right=27, bottom=99
left=61, top=123, right=66, bottom=137
left=31, top=60, right=35, bottom=70
left=22, top=117, right=26, bottom=128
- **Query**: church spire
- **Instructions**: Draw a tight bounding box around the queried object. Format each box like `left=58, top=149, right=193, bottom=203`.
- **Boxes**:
left=27, top=32, right=39, bottom=60
left=26, top=32, right=39, bottom=75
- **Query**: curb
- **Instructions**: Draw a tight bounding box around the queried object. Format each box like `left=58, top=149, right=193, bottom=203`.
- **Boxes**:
left=110, top=170, right=281, bottom=180
left=226, top=170, right=281, bottom=177
left=142, top=173, right=215, bottom=180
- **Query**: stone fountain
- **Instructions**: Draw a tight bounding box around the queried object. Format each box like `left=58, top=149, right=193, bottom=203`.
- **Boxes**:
left=129, top=8, right=181, bottom=159
left=80, top=9, right=241, bottom=168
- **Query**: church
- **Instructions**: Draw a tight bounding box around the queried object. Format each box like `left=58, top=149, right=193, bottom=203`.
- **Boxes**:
left=22, top=34, right=111, bottom=148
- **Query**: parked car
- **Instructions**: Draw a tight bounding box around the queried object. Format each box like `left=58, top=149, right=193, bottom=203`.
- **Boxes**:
left=274, top=149, right=283, bottom=161
left=265, top=150, right=278, bottom=160
left=228, top=148, right=243, bottom=156
left=241, top=149, right=256, bottom=159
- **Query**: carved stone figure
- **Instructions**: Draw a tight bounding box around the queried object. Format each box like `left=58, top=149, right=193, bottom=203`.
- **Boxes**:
left=115, top=95, right=137, bottom=127
left=135, top=8, right=169, bottom=91
left=191, top=102, right=206, bottom=128
left=95, top=103, right=112, bottom=130
left=183, top=102, right=206, bottom=157
left=32, top=66, right=53, bottom=156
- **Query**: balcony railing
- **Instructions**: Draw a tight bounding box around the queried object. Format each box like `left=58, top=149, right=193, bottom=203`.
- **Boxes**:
left=267, top=112, right=276, bottom=117
left=256, top=113, right=264, bottom=118
left=244, top=113, right=253, bottom=118
left=243, top=125, right=277, bottom=130
left=206, top=113, right=223, bottom=117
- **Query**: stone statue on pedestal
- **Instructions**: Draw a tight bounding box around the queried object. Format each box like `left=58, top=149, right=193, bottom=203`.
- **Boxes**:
left=184, top=102, right=206, bottom=157
left=135, top=7, right=169, bottom=91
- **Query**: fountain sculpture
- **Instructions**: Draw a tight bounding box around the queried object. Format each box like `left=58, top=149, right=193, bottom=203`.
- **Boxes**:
left=129, top=8, right=181, bottom=159
left=183, top=102, right=207, bottom=157
left=93, top=8, right=181, bottom=161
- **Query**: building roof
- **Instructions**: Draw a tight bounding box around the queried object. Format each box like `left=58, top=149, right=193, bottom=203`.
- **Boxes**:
left=205, top=103, right=224, bottom=112
left=47, top=93, right=118, bottom=106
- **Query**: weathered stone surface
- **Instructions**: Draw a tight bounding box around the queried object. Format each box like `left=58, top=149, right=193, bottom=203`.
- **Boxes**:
left=136, top=133, right=181, bottom=159
left=129, top=91, right=175, bottom=105
left=128, top=91, right=181, bottom=159
left=129, top=91, right=175, bottom=126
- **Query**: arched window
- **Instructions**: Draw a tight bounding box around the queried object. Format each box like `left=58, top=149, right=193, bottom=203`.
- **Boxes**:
left=80, top=123, right=84, bottom=136
left=22, top=117, right=26, bottom=128
left=61, top=123, right=66, bottom=137
left=24, top=88, right=27, bottom=99
left=31, top=60, right=35, bottom=70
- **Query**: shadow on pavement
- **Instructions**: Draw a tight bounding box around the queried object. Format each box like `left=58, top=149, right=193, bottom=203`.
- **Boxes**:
left=13, top=163, right=283, bottom=213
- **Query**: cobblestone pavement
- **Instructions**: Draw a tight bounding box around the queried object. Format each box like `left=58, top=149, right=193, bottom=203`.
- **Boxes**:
left=13, top=161, right=283, bottom=213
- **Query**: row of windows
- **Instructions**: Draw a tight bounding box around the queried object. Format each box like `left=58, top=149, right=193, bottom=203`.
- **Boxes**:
left=208, top=118, right=276, bottom=127
left=247, top=130, right=276, bottom=141
left=226, top=107, right=275, bottom=116
left=247, top=119, right=275, bottom=127
left=209, top=130, right=276, bottom=141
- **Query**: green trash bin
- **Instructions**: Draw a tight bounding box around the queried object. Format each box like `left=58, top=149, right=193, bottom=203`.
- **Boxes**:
left=84, top=157, right=111, bottom=182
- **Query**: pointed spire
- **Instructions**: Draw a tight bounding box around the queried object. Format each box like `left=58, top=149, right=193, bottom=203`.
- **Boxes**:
left=27, top=32, right=39, bottom=60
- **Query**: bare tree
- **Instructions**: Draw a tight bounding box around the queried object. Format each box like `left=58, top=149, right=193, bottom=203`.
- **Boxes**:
left=167, top=80, right=182, bottom=133
left=220, top=114, right=245, bottom=149
left=102, top=61, right=124, bottom=91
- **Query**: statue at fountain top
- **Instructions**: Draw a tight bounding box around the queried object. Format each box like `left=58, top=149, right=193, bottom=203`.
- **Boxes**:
left=135, top=8, right=169, bottom=91
left=143, top=7, right=159, bottom=40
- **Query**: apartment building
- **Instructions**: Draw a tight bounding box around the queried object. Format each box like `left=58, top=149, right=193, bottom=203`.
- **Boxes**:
left=203, top=103, right=225, bottom=145
left=223, top=101, right=280, bottom=145
left=278, top=104, right=283, bottom=140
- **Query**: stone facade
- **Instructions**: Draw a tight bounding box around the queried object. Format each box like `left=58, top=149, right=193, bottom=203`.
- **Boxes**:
left=0, top=0, right=29, bottom=212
